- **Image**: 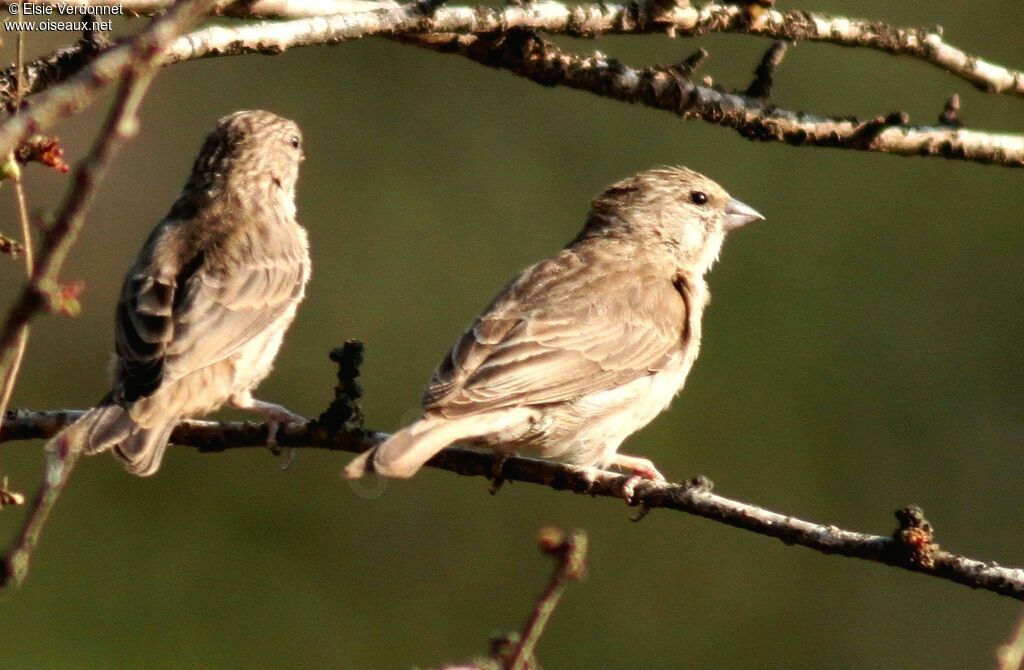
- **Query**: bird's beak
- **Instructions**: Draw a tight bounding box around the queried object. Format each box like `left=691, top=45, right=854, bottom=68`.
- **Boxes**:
left=724, top=198, right=765, bottom=231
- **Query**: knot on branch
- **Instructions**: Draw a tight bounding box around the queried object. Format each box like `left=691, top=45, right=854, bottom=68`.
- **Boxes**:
left=893, top=505, right=937, bottom=569
left=315, top=340, right=366, bottom=436
left=939, top=93, right=964, bottom=127
left=0, top=476, right=25, bottom=509
left=851, top=111, right=909, bottom=149
left=642, top=0, right=684, bottom=37
left=15, top=135, right=70, bottom=173
left=0, top=232, right=24, bottom=258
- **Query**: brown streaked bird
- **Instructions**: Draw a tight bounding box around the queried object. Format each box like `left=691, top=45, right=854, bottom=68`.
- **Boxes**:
left=69, top=110, right=311, bottom=476
left=344, top=166, right=763, bottom=490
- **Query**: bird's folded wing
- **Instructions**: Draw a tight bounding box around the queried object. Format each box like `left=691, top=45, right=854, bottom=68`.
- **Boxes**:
left=423, top=256, right=687, bottom=416
left=115, top=223, right=307, bottom=401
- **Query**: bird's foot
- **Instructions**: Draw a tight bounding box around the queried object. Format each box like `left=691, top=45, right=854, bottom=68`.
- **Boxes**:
left=230, top=392, right=307, bottom=453
left=611, top=454, right=666, bottom=506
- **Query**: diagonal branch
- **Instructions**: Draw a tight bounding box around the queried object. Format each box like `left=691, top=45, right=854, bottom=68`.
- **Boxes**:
left=0, top=0, right=222, bottom=587
left=4, top=408, right=1024, bottom=601
left=9, top=1, right=1024, bottom=97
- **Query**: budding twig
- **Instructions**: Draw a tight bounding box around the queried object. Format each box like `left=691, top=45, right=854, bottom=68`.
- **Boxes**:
left=510, top=527, right=588, bottom=670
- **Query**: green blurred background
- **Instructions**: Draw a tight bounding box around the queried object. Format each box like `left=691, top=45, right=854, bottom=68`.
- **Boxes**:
left=2, top=1, right=1023, bottom=667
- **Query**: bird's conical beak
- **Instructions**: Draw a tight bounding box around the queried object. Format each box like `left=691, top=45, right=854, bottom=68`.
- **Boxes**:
left=724, top=198, right=765, bottom=231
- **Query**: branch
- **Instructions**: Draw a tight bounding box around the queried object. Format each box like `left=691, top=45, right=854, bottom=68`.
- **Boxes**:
left=2, top=6, right=1020, bottom=168
left=11, top=1, right=1024, bottom=97
left=404, top=31, right=1024, bottom=167
left=5, top=408, right=1024, bottom=601
left=7, top=2, right=1024, bottom=106
left=23, top=15, right=1016, bottom=168
left=510, top=527, right=587, bottom=670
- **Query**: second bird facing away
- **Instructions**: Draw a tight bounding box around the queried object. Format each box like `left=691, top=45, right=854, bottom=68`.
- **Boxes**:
left=345, top=166, right=763, bottom=485
left=68, top=110, right=311, bottom=476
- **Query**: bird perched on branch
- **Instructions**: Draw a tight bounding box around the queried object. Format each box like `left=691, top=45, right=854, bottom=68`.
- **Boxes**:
left=69, top=110, right=311, bottom=476
left=344, top=167, right=763, bottom=492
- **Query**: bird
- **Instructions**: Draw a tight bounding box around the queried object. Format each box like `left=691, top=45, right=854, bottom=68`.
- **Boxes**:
left=344, top=166, right=763, bottom=490
left=68, top=110, right=311, bottom=476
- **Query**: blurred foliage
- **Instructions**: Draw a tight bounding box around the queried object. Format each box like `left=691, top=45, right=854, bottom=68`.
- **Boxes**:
left=2, top=1, right=1024, bottom=667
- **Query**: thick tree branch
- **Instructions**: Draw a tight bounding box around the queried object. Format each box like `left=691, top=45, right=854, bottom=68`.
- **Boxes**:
left=1, top=5, right=1020, bottom=169
left=12, top=0, right=1024, bottom=99
left=4, top=408, right=1024, bottom=601
left=407, top=31, right=1024, bottom=167
left=5, top=15, right=1013, bottom=167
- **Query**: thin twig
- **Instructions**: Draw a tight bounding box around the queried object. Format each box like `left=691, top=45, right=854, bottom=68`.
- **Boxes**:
left=0, top=0, right=221, bottom=589
left=510, top=527, right=588, bottom=670
left=745, top=40, right=787, bottom=99
left=0, top=28, right=39, bottom=432
left=5, top=408, right=1024, bottom=600
left=997, top=610, right=1024, bottom=670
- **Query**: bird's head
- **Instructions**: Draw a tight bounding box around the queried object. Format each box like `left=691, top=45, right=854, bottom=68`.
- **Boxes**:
left=581, top=166, right=764, bottom=274
left=186, top=110, right=304, bottom=208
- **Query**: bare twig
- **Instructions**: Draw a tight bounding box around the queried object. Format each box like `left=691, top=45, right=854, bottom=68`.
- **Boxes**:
left=0, top=27, right=39, bottom=435
left=0, top=232, right=24, bottom=257
left=673, top=47, right=708, bottom=79
left=510, top=527, right=587, bottom=670
left=0, top=0, right=221, bottom=589
left=0, top=476, right=25, bottom=509
left=997, top=610, right=1024, bottom=670
left=8, top=1, right=1023, bottom=98
left=745, top=40, right=787, bottom=99
left=5, top=408, right=1024, bottom=600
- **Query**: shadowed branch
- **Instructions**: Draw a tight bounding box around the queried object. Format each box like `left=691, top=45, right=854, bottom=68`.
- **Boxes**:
left=4, top=407, right=1024, bottom=600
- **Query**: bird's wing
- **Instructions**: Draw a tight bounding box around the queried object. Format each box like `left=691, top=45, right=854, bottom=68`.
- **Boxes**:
left=423, top=250, right=689, bottom=417
left=114, top=220, right=307, bottom=402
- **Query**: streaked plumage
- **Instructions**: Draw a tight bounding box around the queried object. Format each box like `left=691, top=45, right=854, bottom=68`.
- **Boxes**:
left=345, top=167, right=763, bottom=483
left=73, top=110, right=310, bottom=476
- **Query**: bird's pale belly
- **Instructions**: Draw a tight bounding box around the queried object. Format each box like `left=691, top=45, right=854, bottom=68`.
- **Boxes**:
left=230, top=308, right=297, bottom=393
left=478, top=351, right=696, bottom=467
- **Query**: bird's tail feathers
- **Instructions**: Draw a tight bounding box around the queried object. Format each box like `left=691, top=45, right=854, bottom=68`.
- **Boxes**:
left=78, top=404, right=134, bottom=455
left=344, top=409, right=531, bottom=479
left=62, top=404, right=176, bottom=477
left=113, top=421, right=177, bottom=477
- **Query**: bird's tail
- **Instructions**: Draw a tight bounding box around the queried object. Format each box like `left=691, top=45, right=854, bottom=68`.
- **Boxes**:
left=73, top=404, right=177, bottom=477
left=343, top=409, right=530, bottom=480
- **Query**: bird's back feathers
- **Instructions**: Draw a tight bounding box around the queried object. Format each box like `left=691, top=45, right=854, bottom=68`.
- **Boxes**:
left=423, top=244, right=692, bottom=418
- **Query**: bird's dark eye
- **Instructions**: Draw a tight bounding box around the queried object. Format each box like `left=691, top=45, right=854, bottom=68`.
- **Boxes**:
left=690, top=191, right=708, bottom=205
left=290, top=135, right=301, bottom=149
